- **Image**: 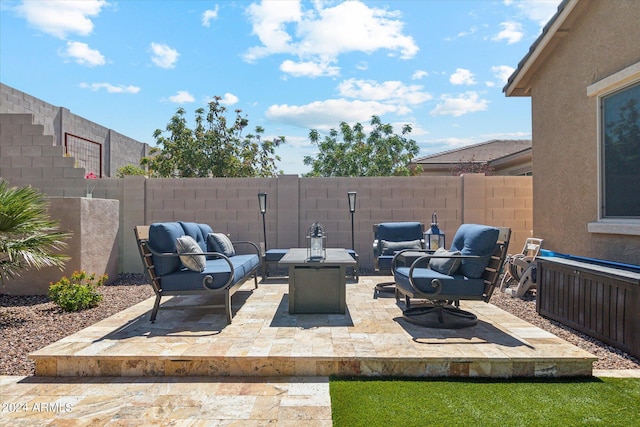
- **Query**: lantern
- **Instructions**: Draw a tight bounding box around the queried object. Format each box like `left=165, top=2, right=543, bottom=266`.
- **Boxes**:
left=306, top=222, right=326, bottom=261
left=425, top=212, right=445, bottom=251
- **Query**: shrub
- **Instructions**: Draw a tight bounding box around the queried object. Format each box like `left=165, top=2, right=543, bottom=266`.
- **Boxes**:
left=48, top=271, right=106, bottom=312
left=115, top=164, right=146, bottom=178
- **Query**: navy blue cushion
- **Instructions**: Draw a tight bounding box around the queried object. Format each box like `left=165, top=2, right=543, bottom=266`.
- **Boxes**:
left=160, top=254, right=259, bottom=291
left=148, top=222, right=184, bottom=276
left=179, top=221, right=212, bottom=252
left=376, top=222, right=423, bottom=241
left=394, top=266, right=485, bottom=297
left=264, top=249, right=288, bottom=262
left=377, top=255, right=395, bottom=271
left=450, top=224, right=499, bottom=279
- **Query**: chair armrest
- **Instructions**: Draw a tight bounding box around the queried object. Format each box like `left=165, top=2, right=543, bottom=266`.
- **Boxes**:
left=391, top=248, right=434, bottom=270
left=405, top=254, right=485, bottom=296
left=373, top=239, right=380, bottom=257
left=231, top=240, right=260, bottom=257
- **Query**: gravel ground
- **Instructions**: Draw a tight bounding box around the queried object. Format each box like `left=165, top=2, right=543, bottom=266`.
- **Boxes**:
left=1, top=274, right=638, bottom=376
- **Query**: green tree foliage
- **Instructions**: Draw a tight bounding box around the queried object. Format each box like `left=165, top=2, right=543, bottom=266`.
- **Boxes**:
left=141, top=96, right=284, bottom=178
left=115, top=164, right=146, bottom=178
left=303, top=116, right=422, bottom=176
left=0, top=179, right=70, bottom=284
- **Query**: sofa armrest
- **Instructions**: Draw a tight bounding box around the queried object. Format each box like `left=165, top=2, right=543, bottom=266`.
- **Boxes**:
left=231, top=240, right=260, bottom=257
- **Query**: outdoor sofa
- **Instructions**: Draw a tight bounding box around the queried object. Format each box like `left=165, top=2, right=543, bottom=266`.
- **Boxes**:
left=134, top=221, right=260, bottom=324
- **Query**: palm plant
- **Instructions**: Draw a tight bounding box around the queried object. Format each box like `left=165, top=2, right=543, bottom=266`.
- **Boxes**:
left=0, top=179, right=71, bottom=285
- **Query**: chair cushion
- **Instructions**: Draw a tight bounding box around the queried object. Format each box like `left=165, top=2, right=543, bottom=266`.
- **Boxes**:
left=160, top=254, right=260, bottom=292
left=380, top=239, right=423, bottom=255
left=148, top=222, right=184, bottom=276
left=394, top=266, right=486, bottom=297
left=428, top=248, right=461, bottom=275
left=179, top=221, right=212, bottom=252
left=450, top=224, right=500, bottom=279
left=175, top=235, right=206, bottom=272
left=208, top=233, right=236, bottom=257
left=376, top=222, right=423, bottom=241
left=264, top=249, right=288, bottom=262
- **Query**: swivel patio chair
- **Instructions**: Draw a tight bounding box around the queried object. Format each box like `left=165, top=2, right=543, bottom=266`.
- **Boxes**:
left=393, top=224, right=511, bottom=328
left=373, top=222, right=426, bottom=295
left=499, top=237, right=543, bottom=298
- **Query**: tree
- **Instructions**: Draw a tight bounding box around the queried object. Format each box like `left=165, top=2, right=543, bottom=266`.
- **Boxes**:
left=303, top=115, right=422, bottom=176
left=141, top=96, right=284, bottom=178
left=0, top=179, right=70, bottom=285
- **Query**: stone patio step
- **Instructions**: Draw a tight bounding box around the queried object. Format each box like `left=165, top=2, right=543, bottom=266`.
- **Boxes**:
left=30, top=278, right=596, bottom=378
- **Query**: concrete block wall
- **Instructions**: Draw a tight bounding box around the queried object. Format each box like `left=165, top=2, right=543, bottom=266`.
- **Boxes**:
left=110, top=129, right=152, bottom=177
left=135, top=174, right=533, bottom=274
left=0, top=83, right=60, bottom=139
left=3, top=198, right=120, bottom=295
left=1, top=110, right=533, bottom=275
left=0, top=84, right=150, bottom=177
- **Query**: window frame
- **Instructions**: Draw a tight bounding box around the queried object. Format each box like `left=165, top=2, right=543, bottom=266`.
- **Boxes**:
left=587, top=62, right=640, bottom=236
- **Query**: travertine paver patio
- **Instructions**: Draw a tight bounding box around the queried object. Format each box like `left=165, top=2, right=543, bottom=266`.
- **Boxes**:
left=29, top=276, right=596, bottom=378
left=3, top=276, right=634, bottom=425
left=0, top=375, right=332, bottom=426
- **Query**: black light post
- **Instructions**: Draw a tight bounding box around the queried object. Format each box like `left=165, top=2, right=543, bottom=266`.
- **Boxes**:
left=258, top=192, right=267, bottom=251
left=348, top=191, right=357, bottom=251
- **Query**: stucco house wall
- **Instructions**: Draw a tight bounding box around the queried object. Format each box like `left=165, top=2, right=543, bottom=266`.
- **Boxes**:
left=509, top=0, right=639, bottom=263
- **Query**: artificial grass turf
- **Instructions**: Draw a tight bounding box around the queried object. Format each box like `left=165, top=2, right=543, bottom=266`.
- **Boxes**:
left=330, top=377, right=640, bottom=427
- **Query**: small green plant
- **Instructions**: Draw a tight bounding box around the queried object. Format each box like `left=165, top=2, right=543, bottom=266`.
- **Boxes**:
left=115, top=164, right=146, bottom=178
left=48, top=270, right=106, bottom=312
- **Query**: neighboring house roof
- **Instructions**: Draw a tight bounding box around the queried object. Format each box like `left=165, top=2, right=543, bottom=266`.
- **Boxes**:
left=413, top=139, right=532, bottom=165
left=504, top=0, right=584, bottom=97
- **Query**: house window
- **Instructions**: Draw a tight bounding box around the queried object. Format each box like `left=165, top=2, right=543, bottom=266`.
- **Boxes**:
left=601, top=82, right=640, bottom=218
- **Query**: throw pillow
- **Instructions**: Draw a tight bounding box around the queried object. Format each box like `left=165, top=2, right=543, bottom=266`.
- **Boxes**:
left=429, top=247, right=461, bottom=275
left=175, top=235, right=206, bottom=272
left=380, top=239, right=423, bottom=255
left=207, top=233, right=236, bottom=257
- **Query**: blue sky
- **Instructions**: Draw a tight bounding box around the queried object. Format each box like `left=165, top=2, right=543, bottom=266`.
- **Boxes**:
left=0, top=0, right=561, bottom=175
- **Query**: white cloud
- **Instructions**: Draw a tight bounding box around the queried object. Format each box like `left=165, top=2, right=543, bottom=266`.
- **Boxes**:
left=150, top=43, right=179, bottom=69
left=265, top=99, right=401, bottom=130
left=280, top=59, right=340, bottom=78
left=509, top=0, right=561, bottom=27
left=492, top=21, right=523, bottom=44
left=412, top=70, right=428, bottom=80
left=244, top=0, right=418, bottom=77
left=338, top=79, right=432, bottom=105
left=491, top=65, right=516, bottom=84
left=219, top=93, right=238, bottom=106
left=450, top=68, right=476, bottom=85
left=79, top=82, right=140, bottom=94
left=202, top=6, right=219, bottom=27
left=430, top=91, right=489, bottom=117
left=168, top=91, right=194, bottom=103
left=445, top=25, right=479, bottom=41
left=16, top=0, right=107, bottom=39
left=60, top=41, right=105, bottom=67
